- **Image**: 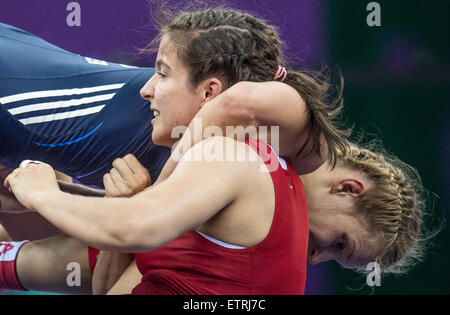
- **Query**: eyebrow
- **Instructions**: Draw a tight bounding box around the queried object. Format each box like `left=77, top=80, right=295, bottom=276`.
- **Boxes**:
left=156, top=59, right=171, bottom=70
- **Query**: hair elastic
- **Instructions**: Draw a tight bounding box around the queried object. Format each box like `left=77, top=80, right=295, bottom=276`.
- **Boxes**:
left=274, top=66, right=287, bottom=82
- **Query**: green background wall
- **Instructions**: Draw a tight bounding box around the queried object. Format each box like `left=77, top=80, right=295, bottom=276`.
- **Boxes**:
left=320, top=0, right=449, bottom=294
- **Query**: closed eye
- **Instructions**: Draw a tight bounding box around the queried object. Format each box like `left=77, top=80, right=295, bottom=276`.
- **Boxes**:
left=334, top=236, right=346, bottom=251
left=156, top=71, right=167, bottom=78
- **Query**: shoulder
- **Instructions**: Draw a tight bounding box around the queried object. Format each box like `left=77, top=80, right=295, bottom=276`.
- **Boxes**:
left=174, top=137, right=268, bottom=192
left=180, top=136, right=261, bottom=165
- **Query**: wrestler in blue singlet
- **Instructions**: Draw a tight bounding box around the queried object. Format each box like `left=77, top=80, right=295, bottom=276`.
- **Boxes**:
left=0, top=23, right=170, bottom=186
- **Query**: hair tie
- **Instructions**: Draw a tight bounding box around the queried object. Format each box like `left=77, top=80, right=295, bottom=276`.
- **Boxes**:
left=274, top=66, right=287, bottom=82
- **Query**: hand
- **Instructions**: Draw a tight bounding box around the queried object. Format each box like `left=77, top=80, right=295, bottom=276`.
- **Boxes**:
left=3, top=161, right=59, bottom=210
left=103, top=154, right=151, bottom=197
left=0, top=166, right=31, bottom=213
left=0, top=166, right=13, bottom=195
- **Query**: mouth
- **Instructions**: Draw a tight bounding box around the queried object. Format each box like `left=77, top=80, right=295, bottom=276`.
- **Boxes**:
left=151, top=107, right=160, bottom=118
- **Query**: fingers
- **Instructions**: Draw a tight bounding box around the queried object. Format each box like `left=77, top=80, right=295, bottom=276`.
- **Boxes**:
left=3, top=168, right=19, bottom=193
left=3, top=161, right=56, bottom=191
left=123, top=155, right=150, bottom=179
left=124, top=154, right=152, bottom=187
left=111, top=158, right=133, bottom=183
left=103, top=173, right=117, bottom=197
left=3, top=175, right=11, bottom=192
left=109, top=168, right=124, bottom=186
left=113, top=154, right=151, bottom=183
left=20, top=160, right=41, bottom=169
left=103, top=154, right=151, bottom=198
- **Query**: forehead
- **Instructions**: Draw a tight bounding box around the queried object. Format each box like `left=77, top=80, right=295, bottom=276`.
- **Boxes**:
left=156, top=35, right=182, bottom=69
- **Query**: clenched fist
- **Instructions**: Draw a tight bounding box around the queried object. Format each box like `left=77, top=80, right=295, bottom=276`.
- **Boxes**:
left=103, top=154, right=151, bottom=198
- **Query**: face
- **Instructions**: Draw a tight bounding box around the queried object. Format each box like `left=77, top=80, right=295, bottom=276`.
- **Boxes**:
left=302, top=164, right=382, bottom=269
left=140, top=35, right=204, bottom=147
left=307, top=205, right=381, bottom=269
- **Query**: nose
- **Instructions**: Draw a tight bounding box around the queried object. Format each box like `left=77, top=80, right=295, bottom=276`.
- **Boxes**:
left=140, top=74, right=157, bottom=101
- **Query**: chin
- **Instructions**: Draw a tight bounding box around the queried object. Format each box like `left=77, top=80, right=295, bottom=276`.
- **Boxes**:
left=151, top=133, right=171, bottom=148
left=151, top=132, right=164, bottom=146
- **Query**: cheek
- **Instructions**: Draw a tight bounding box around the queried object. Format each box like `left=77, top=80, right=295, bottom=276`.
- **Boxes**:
left=310, top=215, right=344, bottom=245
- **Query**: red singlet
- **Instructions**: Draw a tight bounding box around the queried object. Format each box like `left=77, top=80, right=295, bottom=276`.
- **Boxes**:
left=132, top=141, right=309, bottom=295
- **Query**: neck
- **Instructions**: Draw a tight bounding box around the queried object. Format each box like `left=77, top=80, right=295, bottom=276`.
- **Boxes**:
left=299, top=162, right=332, bottom=207
left=299, top=162, right=328, bottom=187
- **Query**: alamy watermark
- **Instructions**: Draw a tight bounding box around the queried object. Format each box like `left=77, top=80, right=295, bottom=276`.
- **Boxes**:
left=66, top=2, right=81, bottom=27
left=66, top=262, right=81, bottom=287
left=366, top=262, right=381, bottom=287
left=169, top=118, right=281, bottom=172
left=366, top=2, right=381, bottom=27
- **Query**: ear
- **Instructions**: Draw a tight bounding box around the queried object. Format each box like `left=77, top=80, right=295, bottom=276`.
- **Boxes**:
left=199, top=78, right=224, bottom=106
left=331, top=179, right=366, bottom=197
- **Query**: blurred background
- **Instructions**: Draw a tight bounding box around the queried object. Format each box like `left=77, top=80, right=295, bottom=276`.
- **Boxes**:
left=0, top=0, right=448, bottom=295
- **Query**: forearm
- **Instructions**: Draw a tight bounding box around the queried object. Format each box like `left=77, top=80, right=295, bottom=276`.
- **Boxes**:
left=31, top=191, right=138, bottom=252
left=106, top=259, right=141, bottom=295
left=1, top=180, right=104, bottom=214
left=92, top=252, right=135, bottom=295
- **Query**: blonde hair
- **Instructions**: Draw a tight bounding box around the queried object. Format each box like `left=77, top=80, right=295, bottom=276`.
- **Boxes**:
left=338, top=141, right=439, bottom=275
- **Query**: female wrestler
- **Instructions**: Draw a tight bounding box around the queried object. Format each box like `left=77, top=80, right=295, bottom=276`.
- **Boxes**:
left=0, top=19, right=340, bottom=241
left=1, top=9, right=427, bottom=295
left=0, top=140, right=426, bottom=294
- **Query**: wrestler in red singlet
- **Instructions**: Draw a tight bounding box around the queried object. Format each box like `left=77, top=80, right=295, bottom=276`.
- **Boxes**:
left=132, top=140, right=309, bottom=295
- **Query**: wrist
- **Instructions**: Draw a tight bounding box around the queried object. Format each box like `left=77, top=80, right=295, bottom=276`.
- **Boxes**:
left=29, top=189, right=63, bottom=211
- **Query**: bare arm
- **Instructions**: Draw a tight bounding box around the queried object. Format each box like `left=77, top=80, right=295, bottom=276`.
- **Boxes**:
left=155, top=81, right=316, bottom=185
left=5, top=137, right=250, bottom=253
left=1, top=180, right=105, bottom=214
left=106, top=259, right=141, bottom=295
left=92, top=154, right=150, bottom=295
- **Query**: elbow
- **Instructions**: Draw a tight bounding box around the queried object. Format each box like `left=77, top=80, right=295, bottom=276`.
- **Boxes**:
left=222, top=82, right=258, bottom=124
left=107, top=217, right=160, bottom=253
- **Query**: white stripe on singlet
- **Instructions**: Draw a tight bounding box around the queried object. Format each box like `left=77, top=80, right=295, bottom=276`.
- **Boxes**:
left=195, top=230, right=246, bottom=249
left=18, top=105, right=105, bottom=125
left=8, top=93, right=115, bottom=115
left=0, top=83, right=125, bottom=105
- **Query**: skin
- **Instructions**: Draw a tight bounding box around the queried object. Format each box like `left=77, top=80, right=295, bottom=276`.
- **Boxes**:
left=0, top=224, right=11, bottom=241
left=103, top=160, right=383, bottom=294
left=3, top=37, right=278, bottom=254
left=301, top=163, right=381, bottom=269
left=0, top=168, right=104, bottom=242
left=2, top=154, right=382, bottom=295
left=2, top=35, right=383, bottom=294
left=0, top=36, right=316, bottom=243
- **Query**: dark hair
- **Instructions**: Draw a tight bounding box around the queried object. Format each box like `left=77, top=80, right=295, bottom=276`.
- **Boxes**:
left=143, top=6, right=351, bottom=166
